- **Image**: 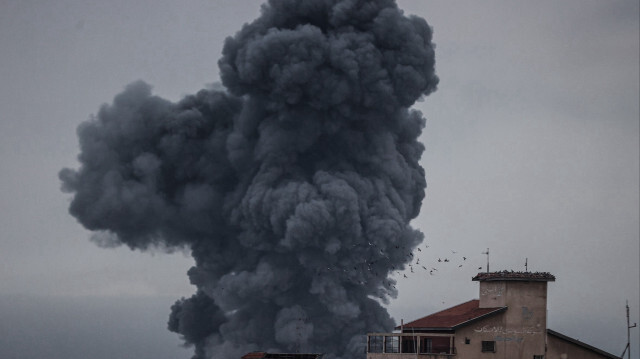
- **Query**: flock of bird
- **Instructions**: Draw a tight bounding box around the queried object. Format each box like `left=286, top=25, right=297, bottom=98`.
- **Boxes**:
left=380, top=244, right=485, bottom=290
left=313, top=241, right=486, bottom=291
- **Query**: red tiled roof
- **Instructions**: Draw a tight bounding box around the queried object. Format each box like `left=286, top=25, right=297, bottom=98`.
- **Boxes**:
left=396, top=300, right=506, bottom=330
left=472, top=271, right=555, bottom=282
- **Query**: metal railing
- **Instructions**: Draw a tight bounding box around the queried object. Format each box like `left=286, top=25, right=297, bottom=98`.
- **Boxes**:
left=366, top=333, right=456, bottom=357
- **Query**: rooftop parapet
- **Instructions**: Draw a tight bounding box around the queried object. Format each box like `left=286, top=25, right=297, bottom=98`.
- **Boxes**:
left=472, top=270, right=556, bottom=282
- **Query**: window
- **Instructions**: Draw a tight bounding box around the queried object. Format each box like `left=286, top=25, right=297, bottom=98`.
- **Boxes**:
left=533, top=356, right=545, bottom=359
left=385, top=336, right=399, bottom=353
left=481, top=340, right=496, bottom=353
left=402, top=336, right=417, bottom=353
left=420, top=338, right=432, bottom=353
left=368, top=336, right=383, bottom=353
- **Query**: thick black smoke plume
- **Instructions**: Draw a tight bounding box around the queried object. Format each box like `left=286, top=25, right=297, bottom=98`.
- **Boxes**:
left=60, top=0, right=437, bottom=357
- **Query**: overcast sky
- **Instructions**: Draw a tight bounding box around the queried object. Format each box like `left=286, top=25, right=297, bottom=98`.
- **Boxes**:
left=0, top=0, right=638, bottom=358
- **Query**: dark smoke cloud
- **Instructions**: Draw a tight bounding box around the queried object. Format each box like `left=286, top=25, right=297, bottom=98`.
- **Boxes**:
left=60, top=0, right=437, bottom=357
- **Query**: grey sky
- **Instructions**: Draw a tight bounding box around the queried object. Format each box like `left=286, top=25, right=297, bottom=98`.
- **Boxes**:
left=0, top=0, right=638, bottom=358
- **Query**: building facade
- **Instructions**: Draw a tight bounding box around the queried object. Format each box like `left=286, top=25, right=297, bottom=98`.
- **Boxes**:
left=366, top=271, right=619, bottom=359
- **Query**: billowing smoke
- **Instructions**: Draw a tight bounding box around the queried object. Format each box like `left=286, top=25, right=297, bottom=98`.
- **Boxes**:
left=59, top=0, right=437, bottom=357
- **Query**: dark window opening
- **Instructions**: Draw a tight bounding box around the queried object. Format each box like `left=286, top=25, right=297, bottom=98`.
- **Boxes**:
left=385, top=336, right=399, bottom=353
left=420, top=338, right=433, bottom=354
left=419, top=337, right=451, bottom=354
left=368, top=336, right=383, bottom=353
left=402, top=337, right=417, bottom=353
left=465, top=337, right=471, bottom=344
left=482, top=340, right=496, bottom=353
left=533, top=356, right=545, bottom=359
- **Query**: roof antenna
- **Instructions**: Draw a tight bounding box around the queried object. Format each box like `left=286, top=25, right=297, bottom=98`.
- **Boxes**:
left=621, top=300, right=637, bottom=359
left=481, top=248, right=490, bottom=273
left=295, top=317, right=303, bottom=353
left=525, top=258, right=528, bottom=272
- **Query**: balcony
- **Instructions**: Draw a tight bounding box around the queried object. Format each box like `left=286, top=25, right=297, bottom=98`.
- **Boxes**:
left=366, top=333, right=456, bottom=358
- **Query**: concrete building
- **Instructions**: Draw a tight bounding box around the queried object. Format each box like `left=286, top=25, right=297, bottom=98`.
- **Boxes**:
left=366, top=271, right=620, bottom=359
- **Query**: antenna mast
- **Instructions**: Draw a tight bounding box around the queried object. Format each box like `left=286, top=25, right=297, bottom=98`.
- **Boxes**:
left=621, top=300, right=637, bottom=359
left=525, top=258, right=528, bottom=272
left=481, top=248, right=490, bottom=273
left=295, top=317, right=303, bottom=353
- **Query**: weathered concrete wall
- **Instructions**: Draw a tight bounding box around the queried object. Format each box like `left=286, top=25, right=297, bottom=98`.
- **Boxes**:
left=455, top=314, right=507, bottom=358
left=547, top=334, right=617, bottom=359
left=452, top=312, right=542, bottom=358
left=504, top=281, right=547, bottom=358
left=478, top=281, right=508, bottom=308
left=470, top=280, right=548, bottom=358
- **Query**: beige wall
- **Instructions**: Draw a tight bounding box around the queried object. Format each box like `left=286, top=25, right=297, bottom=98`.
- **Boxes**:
left=453, top=311, right=545, bottom=359
left=547, top=334, right=616, bottom=359
left=457, top=280, right=549, bottom=358
left=479, top=281, right=547, bottom=313
left=478, top=281, right=508, bottom=308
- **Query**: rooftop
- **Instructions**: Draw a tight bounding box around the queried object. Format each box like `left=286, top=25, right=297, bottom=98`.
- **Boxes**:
left=472, top=270, right=556, bottom=282
left=396, top=299, right=506, bottom=330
